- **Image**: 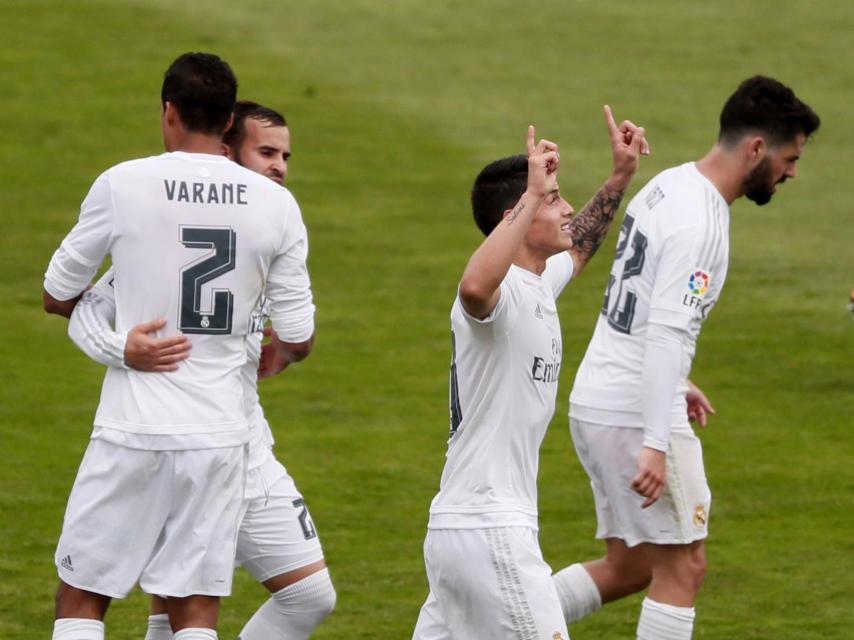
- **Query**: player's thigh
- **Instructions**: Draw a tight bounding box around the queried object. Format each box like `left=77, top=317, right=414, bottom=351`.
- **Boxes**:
left=425, top=528, right=568, bottom=640
left=56, top=439, right=172, bottom=598
left=577, top=422, right=711, bottom=546
left=236, top=456, right=324, bottom=583
left=140, top=445, right=246, bottom=597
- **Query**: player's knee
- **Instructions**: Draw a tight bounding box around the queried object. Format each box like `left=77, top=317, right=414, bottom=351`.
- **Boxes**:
left=667, top=545, right=706, bottom=594
left=686, top=547, right=706, bottom=591
left=607, top=553, right=652, bottom=593
left=272, top=568, right=336, bottom=620
left=622, top=567, right=653, bottom=594
left=304, top=571, right=336, bottom=619
left=54, top=581, right=110, bottom=619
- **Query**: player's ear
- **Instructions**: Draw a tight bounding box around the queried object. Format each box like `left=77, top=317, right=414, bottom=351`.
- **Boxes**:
left=222, top=112, right=235, bottom=137
left=162, top=101, right=178, bottom=125
left=745, top=136, right=766, bottom=162
left=501, top=207, right=514, bottom=220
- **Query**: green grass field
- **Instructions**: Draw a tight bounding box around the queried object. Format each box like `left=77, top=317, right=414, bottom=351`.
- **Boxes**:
left=1, top=1, right=852, bottom=637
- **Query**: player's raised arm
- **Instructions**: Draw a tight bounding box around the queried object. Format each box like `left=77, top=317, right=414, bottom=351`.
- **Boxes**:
left=567, top=105, right=649, bottom=276
left=459, top=126, right=559, bottom=319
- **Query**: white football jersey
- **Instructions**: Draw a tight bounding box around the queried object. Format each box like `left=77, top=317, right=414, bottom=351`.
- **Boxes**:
left=428, top=253, right=574, bottom=530
left=570, top=162, right=730, bottom=431
left=45, top=152, right=314, bottom=449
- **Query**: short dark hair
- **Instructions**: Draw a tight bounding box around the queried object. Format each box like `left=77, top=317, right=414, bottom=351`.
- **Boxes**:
left=161, top=52, right=238, bottom=135
left=223, top=100, right=287, bottom=150
left=718, top=75, right=820, bottom=147
left=471, top=155, right=528, bottom=236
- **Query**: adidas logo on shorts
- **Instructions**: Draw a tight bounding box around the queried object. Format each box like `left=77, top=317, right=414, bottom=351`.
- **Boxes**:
left=60, top=555, right=74, bottom=572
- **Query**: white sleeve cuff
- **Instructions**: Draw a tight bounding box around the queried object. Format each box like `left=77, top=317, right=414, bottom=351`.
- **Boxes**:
left=44, top=244, right=99, bottom=301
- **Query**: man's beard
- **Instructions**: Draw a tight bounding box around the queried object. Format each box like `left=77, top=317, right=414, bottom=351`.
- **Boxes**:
left=743, top=156, right=780, bottom=206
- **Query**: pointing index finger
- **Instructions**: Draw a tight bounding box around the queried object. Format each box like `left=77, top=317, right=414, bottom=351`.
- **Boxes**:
left=527, top=125, right=535, bottom=156
left=603, top=104, right=619, bottom=138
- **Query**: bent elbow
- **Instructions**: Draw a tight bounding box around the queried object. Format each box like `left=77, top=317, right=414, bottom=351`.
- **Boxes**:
left=458, top=279, right=488, bottom=310
left=43, top=291, right=70, bottom=317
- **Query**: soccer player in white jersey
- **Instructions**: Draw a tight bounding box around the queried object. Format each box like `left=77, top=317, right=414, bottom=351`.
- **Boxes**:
left=552, top=76, right=820, bottom=640
left=66, top=101, right=334, bottom=640
left=42, top=53, right=315, bottom=640
left=412, top=109, right=649, bottom=640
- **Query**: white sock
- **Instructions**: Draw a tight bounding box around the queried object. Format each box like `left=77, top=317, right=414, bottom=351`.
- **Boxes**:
left=553, top=563, right=602, bottom=623
left=238, top=568, right=336, bottom=640
left=172, top=629, right=217, bottom=640
left=144, top=613, right=172, bottom=640
left=637, top=597, right=695, bottom=640
left=52, top=618, right=104, bottom=640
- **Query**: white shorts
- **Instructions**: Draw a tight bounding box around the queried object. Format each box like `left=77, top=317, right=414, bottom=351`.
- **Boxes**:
left=413, top=527, right=569, bottom=640
left=570, top=418, right=711, bottom=547
left=235, top=452, right=325, bottom=582
left=55, top=438, right=246, bottom=598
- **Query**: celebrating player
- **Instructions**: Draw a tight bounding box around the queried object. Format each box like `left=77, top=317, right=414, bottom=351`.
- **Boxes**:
left=412, top=108, right=648, bottom=640
left=67, top=101, right=334, bottom=640
left=43, top=54, right=315, bottom=640
left=553, top=76, right=820, bottom=640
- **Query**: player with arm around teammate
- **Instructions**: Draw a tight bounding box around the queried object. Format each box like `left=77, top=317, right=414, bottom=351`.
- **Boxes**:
left=412, top=108, right=648, bottom=640
left=67, top=101, right=335, bottom=640
left=43, top=53, right=315, bottom=640
left=552, top=76, right=820, bottom=640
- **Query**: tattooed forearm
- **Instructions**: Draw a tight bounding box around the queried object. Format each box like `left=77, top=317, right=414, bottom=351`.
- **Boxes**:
left=569, top=184, right=624, bottom=264
left=506, top=201, right=526, bottom=224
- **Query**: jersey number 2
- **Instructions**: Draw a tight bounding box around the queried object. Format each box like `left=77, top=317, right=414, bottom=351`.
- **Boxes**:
left=179, top=226, right=236, bottom=334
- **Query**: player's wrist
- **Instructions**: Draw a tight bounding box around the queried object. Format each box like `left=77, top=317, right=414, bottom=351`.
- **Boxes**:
left=118, top=331, right=133, bottom=370
left=604, top=171, right=632, bottom=193
left=641, top=438, right=668, bottom=453
left=521, top=188, right=548, bottom=204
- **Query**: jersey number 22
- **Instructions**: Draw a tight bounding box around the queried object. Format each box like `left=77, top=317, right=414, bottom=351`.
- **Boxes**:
left=601, top=215, right=647, bottom=334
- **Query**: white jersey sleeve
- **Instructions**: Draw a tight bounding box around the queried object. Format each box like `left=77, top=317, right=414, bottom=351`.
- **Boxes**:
left=67, top=267, right=128, bottom=369
left=44, top=172, right=115, bottom=300
left=641, top=322, right=685, bottom=450
left=456, top=270, right=525, bottom=338
left=647, top=224, right=708, bottom=331
left=267, top=194, right=315, bottom=343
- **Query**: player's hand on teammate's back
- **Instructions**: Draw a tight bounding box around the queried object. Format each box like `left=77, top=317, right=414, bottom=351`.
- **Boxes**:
left=604, top=105, right=649, bottom=189
left=631, top=447, right=666, bottom=508
left=525, top=125, right=560, bottom=198
left=686, top=380, right=716, bottom=428
left=124, top=318, right=192, bottom=372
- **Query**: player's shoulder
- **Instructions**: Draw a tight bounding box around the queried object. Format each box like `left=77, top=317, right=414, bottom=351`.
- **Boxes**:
left=107, top=152, right=175, bottom=174
left=630, top=162, right=709, bottom=228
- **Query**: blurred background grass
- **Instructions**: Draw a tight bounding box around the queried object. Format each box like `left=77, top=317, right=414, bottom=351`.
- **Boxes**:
left=0, top=1, right=851, bottom=637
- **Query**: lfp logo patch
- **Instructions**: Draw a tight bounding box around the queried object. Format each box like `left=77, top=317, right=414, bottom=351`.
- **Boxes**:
left=688, top=271, right=710, bottom=296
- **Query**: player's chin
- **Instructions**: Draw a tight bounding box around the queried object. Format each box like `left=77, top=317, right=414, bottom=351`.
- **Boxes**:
left=559, top=230, right=573, bottom=250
